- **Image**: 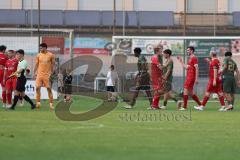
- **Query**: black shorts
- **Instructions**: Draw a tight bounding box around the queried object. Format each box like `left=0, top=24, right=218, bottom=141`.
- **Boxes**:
left=222, top=77, right=236, bottom=94
left=58, top=86, right=63, bottom=93
left=163, top=81, right=172, bottom=92
left=16, top=77, right=27, bottom=92
left=135, top=72, right=151, bottom=90
left=64, top=85, right=72, bottom=95
left=107, top=86, right=115, bottom=92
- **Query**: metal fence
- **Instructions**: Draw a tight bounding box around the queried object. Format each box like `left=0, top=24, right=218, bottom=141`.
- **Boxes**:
left=1, top=32, right=240, bottom=97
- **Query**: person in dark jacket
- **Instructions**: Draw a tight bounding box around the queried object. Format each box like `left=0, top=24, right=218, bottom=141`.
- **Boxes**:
left=63, top=69, right=72, bottom=102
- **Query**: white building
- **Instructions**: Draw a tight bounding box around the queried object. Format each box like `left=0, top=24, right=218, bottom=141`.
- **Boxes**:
left=0, top=0, right=239, bottom=13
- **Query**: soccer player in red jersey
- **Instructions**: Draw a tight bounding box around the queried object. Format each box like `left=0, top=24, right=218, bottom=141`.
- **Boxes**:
left=194, top=51, right=226, bottom=111
left=3, top=50, right=18, bottom=108
left=177, top=46, right=201, bottom=110
left=0, top=45, right=8, bottom=108
left=151, top=45, right=165, bottom=109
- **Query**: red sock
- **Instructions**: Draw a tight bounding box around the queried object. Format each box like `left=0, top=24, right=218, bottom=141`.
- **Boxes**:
left=192, top=94, right=201, bottom=105
left=2, top=90, right=6, bottom=104
left=152, top=92, right=160, bottom=108
left=218, top=95, right=225, bottom=106
left=7, top=92, right=12, bottom=105
left=183, top=95, right=188, bottom=108
left=202, top=96, right=209, bottom=107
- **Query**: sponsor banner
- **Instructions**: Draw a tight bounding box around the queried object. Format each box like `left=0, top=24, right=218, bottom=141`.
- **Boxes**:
left=0, top=80, right=57, bottom=100
left=65, top=48, right=109, bottom=55
left=187, top=39, right=231, bottom=56
left=131, top=39, right=184, bottom=55
left=65, top=37, right=111, bottom=55
left=113, top=38, right=132, bottom=55
left=0, top=37, right=38, bottom=55
left=42, top=37, right=65, bottom=54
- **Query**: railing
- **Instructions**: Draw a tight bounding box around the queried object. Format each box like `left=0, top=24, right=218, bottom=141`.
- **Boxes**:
left=1, top=9, right=239, bottom=28
left=175, top=12, right=233, bottom=26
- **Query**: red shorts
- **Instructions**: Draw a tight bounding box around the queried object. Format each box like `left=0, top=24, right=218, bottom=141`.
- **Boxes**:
left=152, top=77, right=163, bottom=90
left=5, top=78, right=17, bottom=91
left=206, top=80, right=222, bottom=93
left=184, top=78, right=195, bottom=91
left=0, top=71, right=4, bottom=87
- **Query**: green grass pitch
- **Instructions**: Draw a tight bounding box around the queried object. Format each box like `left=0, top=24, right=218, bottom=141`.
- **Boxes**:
left=0, top=95, right=240, bottom=160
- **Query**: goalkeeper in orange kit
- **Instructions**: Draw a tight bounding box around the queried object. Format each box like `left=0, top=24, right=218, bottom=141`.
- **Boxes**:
left=34, top=43, right=55, bottom=110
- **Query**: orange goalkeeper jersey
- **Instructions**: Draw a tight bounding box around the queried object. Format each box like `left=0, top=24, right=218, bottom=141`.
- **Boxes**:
left=35, top=51, right=55, bottom=77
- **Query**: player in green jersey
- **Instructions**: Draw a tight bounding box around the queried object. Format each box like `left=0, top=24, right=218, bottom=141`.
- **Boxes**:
left=222, top=51, right=240, bottom=111
left=159, top=49, right=182, bottom=109
left=124, top=48, right=152, bottom=109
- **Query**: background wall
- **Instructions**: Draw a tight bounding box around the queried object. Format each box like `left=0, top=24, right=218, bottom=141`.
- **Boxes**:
left=0, top=0, right=238, bottom=13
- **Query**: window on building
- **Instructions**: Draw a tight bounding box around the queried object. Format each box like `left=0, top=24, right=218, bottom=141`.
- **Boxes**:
left=187, top=0, right=217, bottom=13
left=79, top=0, right=123, bottom=10
left=133, top=0, right=177, bottom=11
left=23, top=0, right=67, bottom=10
left=229, top=0, right=240, bottom=12
left=0, top=0, right=12, bottom=9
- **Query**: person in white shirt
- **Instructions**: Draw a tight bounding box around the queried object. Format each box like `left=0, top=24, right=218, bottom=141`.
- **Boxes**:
left=106, top=65, right=118, bottom=101
left=9, top=49, right=35, bottom=110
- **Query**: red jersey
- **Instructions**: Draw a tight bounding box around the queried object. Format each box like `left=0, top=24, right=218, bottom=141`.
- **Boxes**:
left=5, top=58, right=18, bottom=78
left=0, top=52, right=8, bottom=71
left=151, top=55, right=163, bottom=90
left=151, top=55, right=162, bottom=78
left=186, top=56, right=198, bottom=80
left=209, top=58, right=220, bottom=81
